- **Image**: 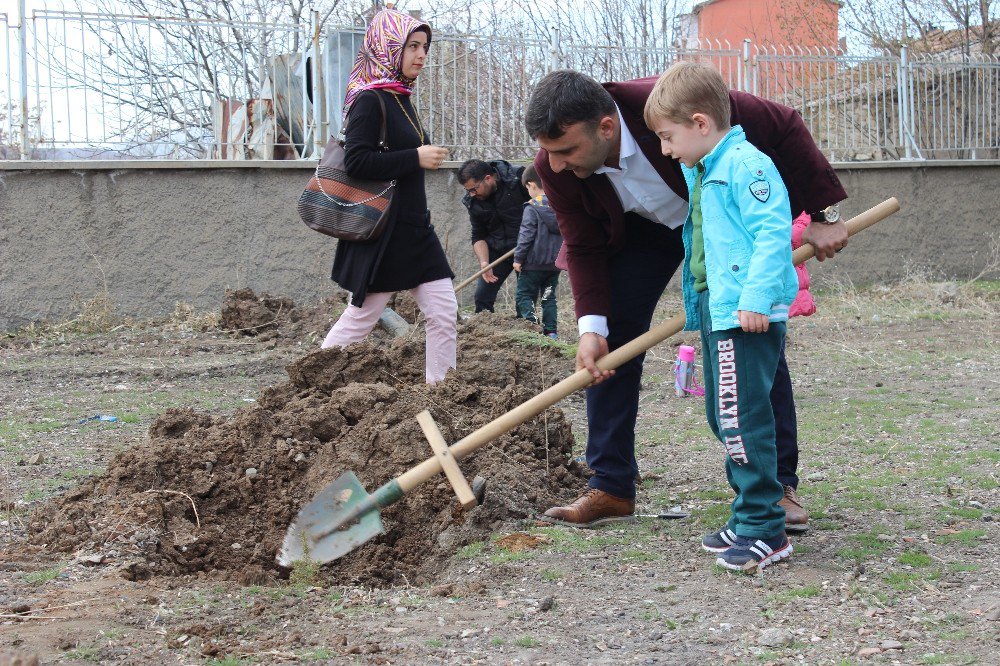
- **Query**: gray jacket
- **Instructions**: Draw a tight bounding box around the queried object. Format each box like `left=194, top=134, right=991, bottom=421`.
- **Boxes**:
left=514, top=196, right=562, bottom=271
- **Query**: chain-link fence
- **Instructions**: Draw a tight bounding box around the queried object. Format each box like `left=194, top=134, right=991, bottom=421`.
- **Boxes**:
left=2, top=8, right=998, bottom=161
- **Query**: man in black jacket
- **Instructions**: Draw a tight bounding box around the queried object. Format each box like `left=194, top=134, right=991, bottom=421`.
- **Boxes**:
left=458, top=159, right=530, bottom=313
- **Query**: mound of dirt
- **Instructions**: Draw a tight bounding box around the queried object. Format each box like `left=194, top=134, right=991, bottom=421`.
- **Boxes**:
left=219, top=287, right=352, bottom=341
left=29, top=314, right=585, bottom=586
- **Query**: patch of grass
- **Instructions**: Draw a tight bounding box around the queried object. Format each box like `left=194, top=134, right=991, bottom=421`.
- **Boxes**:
left=490, top=637, right=504, bottom=646
left=639, top=608, right=661, bottom=621
left=539, top=568, right=564, bottom=581
left=663, top=618, right=678, bottom=630
left=288, top=557, right=321, bottom=590
left=934, top=528, right=986, bottom=546
left=457, top=541, right=485, bottom=559
left=919, top=653, right=975, bottom=665
left=884, top=570, right=941, bottom=591
left=489, top=549, right=533, bottom=565
left=513, top=635, right=540, bottom=648
left=940, top=505, right=983, bottom=520
left=206, top=658, right=253, bottom=666
left=769, top=584, right=822, bottom=603
left=506, top=329, right=576, bottom=359
left=63, top=646, right=100, bottom=661
left=899, top=551, right=933, bottom=567
left=836, top=528, right=893, bottom=561
left=24, top=564, right=63, bottom=585
left=299, top=647, right=333, bottom=660
left=621, top=549, right=661, bottom=563
left=691, top=502, right=730, bottom=527
left=947, top=562, right=980, bottom=573
left=425, top=639, right=444, bottom=648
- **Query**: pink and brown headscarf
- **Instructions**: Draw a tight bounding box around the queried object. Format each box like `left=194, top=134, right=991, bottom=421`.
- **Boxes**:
left=342, top=8, right=432, bottom=121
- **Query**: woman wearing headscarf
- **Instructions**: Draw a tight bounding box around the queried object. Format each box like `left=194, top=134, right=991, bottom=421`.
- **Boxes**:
left=321, top=8, right=457, bottom=384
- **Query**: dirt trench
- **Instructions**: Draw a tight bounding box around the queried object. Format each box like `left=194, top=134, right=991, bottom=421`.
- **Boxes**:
left=27, top=312, right=585, bottom=587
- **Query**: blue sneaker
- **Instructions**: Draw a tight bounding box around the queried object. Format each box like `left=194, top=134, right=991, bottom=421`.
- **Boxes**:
left=701, top=526, right=740, bottom=553
left=545, top=332, right=558, bottom=340
left=716, top=534, right=792, bottom=572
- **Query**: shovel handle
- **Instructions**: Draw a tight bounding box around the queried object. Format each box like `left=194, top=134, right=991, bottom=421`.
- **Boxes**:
left=396, top=197, right=900, bottom=494
left=454, top=248, right=517, bottom=293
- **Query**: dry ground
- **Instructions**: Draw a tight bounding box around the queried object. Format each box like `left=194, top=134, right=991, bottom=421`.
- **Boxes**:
left=1, top=278, right=998, bottom=665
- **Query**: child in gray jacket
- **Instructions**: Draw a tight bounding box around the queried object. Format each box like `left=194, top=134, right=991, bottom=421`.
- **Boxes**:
left=513, top=164, right=563, bottom=338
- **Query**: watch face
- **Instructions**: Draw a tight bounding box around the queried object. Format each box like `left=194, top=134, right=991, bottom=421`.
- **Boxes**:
left=825, top=206, right=841, bottom=223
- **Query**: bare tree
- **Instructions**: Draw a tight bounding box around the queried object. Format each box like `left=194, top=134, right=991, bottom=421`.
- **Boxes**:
left=843, top=0, right=997, bottom=55
left=49, top=0, right=373, bottom=156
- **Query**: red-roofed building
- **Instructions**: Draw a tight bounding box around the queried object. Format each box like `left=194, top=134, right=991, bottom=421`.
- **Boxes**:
left=680, top=0, right=841, bottom=50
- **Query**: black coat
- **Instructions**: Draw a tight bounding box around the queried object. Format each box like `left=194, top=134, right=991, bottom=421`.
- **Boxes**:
left=463, top=160, right=529, bottom=253
left=330, top=90, right=454, bottom=306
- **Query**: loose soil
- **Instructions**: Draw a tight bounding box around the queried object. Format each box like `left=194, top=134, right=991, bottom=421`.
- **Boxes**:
left=26, top=297, right=582, bottom=587
left=2, top=282, right=998, bottom=665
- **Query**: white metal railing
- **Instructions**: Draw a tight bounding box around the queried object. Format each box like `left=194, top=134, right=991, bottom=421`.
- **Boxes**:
left=1, top=7, right=998, bottom=161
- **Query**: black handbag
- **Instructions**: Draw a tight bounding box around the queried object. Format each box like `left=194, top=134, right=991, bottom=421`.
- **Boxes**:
left=297, top=92, right=396, bottom=242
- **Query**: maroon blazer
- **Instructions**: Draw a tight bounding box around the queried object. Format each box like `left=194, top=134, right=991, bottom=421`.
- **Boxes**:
left=534, top=77, right=848, bottom=320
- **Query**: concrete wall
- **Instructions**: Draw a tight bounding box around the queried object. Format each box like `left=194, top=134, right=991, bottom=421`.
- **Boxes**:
left=1, top=160, right=997, bottom=331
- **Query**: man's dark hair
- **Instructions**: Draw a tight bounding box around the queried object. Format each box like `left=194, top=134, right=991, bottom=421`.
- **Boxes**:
left=521, top=163, right=541, bottom=188
left=457, top=159, right=492, bottom=184
left=525, top=70, right=617, bottom=140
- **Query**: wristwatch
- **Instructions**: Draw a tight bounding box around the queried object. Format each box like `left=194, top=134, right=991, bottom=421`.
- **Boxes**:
left=809, top=204, right=841, bottom=225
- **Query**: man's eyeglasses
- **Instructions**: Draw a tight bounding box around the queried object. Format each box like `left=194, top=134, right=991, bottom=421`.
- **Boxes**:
left=464, top=180, right=484, bottom=195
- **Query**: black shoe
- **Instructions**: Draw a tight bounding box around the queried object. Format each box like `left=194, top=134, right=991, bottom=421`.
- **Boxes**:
left=701, top=526, right=739, bottom=553
left=716, top=534, right=793, bottom=572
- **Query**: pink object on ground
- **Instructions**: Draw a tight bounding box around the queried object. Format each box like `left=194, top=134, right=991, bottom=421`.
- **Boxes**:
left=678, top=345, right=696, bottom=363
left=321, top=277, right=458, bottom=384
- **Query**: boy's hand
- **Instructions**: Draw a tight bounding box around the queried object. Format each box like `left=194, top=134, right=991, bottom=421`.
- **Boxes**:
left=738, top=310, right=770, bottom=333
left=513, top=262, right=522, bottom=273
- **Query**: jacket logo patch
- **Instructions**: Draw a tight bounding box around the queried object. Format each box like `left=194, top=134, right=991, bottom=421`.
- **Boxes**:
left=749, top=180, right=770, bottom=203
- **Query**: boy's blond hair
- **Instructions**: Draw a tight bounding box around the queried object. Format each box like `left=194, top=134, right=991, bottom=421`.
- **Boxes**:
left=643, top=61, right=731, bottom=130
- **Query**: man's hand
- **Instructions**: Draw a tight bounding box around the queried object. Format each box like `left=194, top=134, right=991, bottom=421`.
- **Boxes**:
left=738, top=310, right=770, bottom=333
left=512, top=262, right=522, bottom=273
left=576, top=332, right=614, bottom=384
left=481, top=265, right=498, bottom=283
left=802, top=220, right=848, bottom=261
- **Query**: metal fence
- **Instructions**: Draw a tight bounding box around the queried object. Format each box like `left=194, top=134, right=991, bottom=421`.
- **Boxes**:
left=2, top=7, right=998, bottom=161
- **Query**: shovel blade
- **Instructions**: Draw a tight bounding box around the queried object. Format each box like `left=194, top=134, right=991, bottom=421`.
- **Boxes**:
left=277, top=471, right=384, bottom=567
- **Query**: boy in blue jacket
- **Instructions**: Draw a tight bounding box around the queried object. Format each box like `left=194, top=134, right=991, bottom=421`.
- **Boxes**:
left=644, top=62, right=800, bottom=572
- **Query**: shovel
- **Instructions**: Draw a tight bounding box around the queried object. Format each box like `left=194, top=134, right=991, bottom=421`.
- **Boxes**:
left=453, top=248, right=516, bottom=293
left=278, top=198, right=901, bottom=567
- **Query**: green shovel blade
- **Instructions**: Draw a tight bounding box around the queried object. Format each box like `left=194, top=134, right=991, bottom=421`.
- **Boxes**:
left=277, top=471, right=384, bottom=567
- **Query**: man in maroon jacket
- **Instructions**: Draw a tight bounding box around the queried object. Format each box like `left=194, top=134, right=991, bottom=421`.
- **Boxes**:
left=526, top=70, right=848, bottom=528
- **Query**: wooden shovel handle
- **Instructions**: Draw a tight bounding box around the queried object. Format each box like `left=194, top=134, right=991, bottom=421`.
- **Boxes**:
left=397, top=198, right=900, bottom=493
left=454, top=248, right=516, bottom=293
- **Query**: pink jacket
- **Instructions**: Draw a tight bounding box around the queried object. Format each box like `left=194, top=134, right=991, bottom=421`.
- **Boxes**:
left=789, top=212, right=816, bottom=318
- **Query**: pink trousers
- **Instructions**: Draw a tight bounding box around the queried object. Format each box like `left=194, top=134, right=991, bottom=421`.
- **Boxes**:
left=321, top=278, right=458, bottom=384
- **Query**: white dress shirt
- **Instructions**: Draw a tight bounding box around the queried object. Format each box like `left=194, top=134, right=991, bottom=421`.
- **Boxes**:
left=579, top=106, right=688, bottom=338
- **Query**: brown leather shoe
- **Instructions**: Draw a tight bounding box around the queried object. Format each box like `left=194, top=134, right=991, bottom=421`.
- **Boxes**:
left=539, top=488, right=635, bottom=528
left=780, top=485, right=809, bottom=533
